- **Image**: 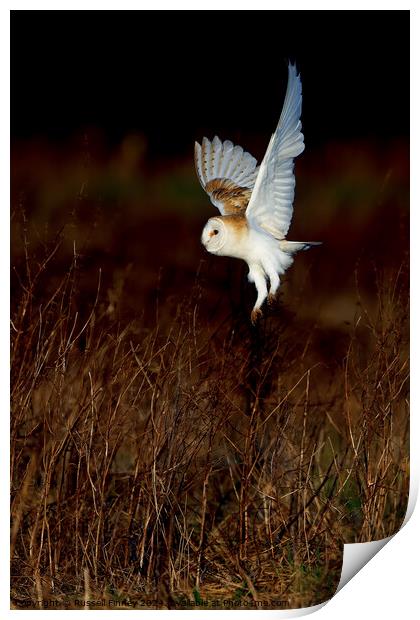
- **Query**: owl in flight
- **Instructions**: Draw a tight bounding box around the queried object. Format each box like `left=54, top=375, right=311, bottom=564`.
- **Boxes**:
left=195, top=62, right=320, bottom=324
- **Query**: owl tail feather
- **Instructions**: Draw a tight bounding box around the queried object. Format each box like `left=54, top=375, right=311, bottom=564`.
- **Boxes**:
left=279, top=240, right=322, bottom=254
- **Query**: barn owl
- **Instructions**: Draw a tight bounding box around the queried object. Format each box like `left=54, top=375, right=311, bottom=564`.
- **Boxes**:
left=195, top=62, right=321, bottom=324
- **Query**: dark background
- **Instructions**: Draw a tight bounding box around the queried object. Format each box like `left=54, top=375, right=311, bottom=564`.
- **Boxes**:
left=11, top=11, right=409, bottom=155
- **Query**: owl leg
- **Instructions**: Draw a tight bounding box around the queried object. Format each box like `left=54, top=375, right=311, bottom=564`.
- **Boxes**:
left=262, top=262, right=280, bottom=304
left=248, top=264, right=268, bottom=324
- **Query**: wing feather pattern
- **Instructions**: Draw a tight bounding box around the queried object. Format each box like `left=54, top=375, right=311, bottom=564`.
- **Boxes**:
left=194, top=136, right=260, bottom=215
left=245, top=63, right=305, bottom=238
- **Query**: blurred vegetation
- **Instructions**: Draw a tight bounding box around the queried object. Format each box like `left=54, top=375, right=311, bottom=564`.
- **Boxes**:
left=10, top=133, right=409, bottom=609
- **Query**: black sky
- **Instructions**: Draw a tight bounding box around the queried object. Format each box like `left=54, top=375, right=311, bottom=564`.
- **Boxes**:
left=11, top=11, right=409, bottom=157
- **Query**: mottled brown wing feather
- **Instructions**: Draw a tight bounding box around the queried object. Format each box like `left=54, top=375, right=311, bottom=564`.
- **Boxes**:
left=204, top=178, right=252, bottom=215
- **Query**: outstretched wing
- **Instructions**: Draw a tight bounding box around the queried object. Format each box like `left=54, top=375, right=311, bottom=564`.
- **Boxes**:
left=245, top=63, right=305, bottom=239
left=195, top=136, right=260, bottom=215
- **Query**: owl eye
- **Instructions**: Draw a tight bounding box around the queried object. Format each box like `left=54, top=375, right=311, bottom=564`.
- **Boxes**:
left=213, top=230, right=219, bottom=235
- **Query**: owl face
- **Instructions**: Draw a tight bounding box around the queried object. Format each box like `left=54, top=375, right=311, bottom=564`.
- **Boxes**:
left=201, top=218, right=227, bottom=255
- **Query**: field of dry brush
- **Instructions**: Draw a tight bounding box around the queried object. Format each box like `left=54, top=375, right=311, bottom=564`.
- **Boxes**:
left=11, top=136, right=409, bottom=609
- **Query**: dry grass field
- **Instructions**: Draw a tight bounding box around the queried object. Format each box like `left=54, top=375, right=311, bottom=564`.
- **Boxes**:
left=10, top=136, right=409, bottom=609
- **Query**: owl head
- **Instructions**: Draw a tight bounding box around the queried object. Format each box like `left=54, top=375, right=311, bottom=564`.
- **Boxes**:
left=201, top=217, right=227, bottom=255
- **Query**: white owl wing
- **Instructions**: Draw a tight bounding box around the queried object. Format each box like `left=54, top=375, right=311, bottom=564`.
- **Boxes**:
left=245, top=63, right=305, bottom=239
left=195, top=136, right=260, bottom=215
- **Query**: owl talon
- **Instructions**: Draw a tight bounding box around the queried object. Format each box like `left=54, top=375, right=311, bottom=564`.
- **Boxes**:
left=251, top=308, right=263, bottom=325
left=268, top=293, right=277, bottom=306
